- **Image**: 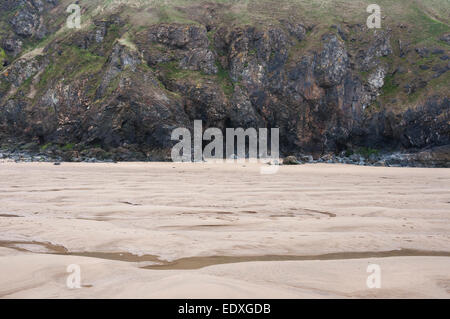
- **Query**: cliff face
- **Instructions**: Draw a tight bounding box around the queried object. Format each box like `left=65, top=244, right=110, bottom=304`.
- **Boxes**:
left=0, top=0, right=449, bottom=165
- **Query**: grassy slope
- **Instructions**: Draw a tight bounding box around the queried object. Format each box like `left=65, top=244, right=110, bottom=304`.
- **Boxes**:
left=64, top=0, right=450, bottom=109
left=2, top=0, right=449, bottom=112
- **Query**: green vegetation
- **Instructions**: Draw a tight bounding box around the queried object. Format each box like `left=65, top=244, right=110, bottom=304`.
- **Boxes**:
left=215, top=62, right=234, bottom=96
left=161, top=61, right=199, bottom=80
left=160, top=60, right=235, bottom=97
left=381, top=74, right=399, bottom=96
left=0, top=48, right=6, bottom=69
left=357, top=147, right=380, bottom=158
left=40, top=143, right=52, bottom=151
left=0, top=78, right=11, bottom=94
left=61, top=143, right=76, bottom=151
left=407, top=5, right=449, bottom=46
left=38, top=46, right=106, bottom=91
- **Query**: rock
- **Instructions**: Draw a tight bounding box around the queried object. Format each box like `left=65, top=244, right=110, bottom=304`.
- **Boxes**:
left=96, top=43, right=141, bottom=98
left=281, top=20, right=308, bottom=42
left=179, top=48, right=218, bottom=74
left=1, top=56, right=46, bottom=88
left=146, top=24, right=209, bottom=49
left=228, top=86, right=262, bottom=128
left=314, top=35, right=348, bottom=87
left=359, top=31, right=392, bottom=70
left=320, top=154, right=335, bottom=163
left=349, top=154, right=363, bottom=163
left=432, top=48, right=445, bottom=55
left=368, top=66, right=386, bottom=90
left=413, top=145, right=450, bottom=168
left=415, top=47, right=430, bottom=58
left=374, top=160, right=387, bottom=167
left=10, top=8, right=40, bottom=37
left=2, top=37, right=23, bottom=57
left=21, top=142, right=39, bottom=152
left=398, top=39, right=409, bottom=57
left=440, top=33, right=450, bottom=45
left=80, top=148, right=109, bottom=160
left=404, top=83, right=415, bottom=95
left=0, top=6, right=447, bottom=167
left=283, top=156, right=300, bottom=165
left=431, top=64, right=449, bottom=78
left=298, top=154, right=314, bottom=163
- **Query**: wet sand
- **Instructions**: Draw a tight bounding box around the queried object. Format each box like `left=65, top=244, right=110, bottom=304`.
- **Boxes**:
left=0, top=162, right=449, bottom=298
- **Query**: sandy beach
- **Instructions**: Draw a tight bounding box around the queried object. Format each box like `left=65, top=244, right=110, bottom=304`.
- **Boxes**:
left=0, top=162, right=449, bottom=298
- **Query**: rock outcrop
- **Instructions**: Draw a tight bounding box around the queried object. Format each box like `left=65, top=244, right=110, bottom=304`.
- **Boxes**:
left=0, top=1, right=448, bottom=166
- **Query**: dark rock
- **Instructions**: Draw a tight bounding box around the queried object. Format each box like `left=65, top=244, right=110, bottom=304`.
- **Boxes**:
left=283, top=155, right=300, bottom=165
left=415, top=47, right=430, bottom=58
left=298, top=154, right=314, bottom=163
left=439, top=33, right=450, bottom=45
left=10, top=8, right=40, bottom=37
left=2, top=37, right=23, bottom=57
left=179, top=48, right=218, bottom=74
left=0, top=9, right=447, bottom=168
left=413, top=145, right=450, bottom=168
left=146, top=24, right=209, bottom=49
left=96, top=43, right=141, bottom=98
left=359, top=31, right=392, bottom=70
left=281, top=19, right=308, bottom=42
left=432, top=48, right=445, bottom=55
left=431, top=64, right=449, bottom=78
left=315, top=35, right=348, bottom=87
left=398, top=39, right=409, bottom=57
left=399, top=97, right=450, bottom=149
left=404, top=83, right=415, bottom=95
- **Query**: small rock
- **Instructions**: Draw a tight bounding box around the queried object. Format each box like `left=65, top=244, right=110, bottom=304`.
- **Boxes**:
left=432, top=48, right=445, bottom=55
left=439, top=34, right=450, bottom=45
left=299, top=155, right=313, bottom=163
left=415, top=47, right=430, bottom=58
left=283, top=156, right=300, bottom=165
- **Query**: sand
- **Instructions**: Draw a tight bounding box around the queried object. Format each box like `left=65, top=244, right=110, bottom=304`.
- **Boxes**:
left=0, top=162, right=449, bottom=298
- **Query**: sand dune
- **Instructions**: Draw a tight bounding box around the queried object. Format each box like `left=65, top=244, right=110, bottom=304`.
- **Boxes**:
left=0, top=162, right=449, bottom=298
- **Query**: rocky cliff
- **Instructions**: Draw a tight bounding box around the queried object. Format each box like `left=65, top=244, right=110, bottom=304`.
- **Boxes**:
left=0, top=0, right=449, bottom=166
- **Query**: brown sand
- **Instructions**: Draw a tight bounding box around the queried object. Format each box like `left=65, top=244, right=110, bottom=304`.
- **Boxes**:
left=0, top=162, right=449, bottom=298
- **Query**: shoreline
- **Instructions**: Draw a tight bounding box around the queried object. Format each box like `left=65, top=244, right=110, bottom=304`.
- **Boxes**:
left=1, top=147, right=449, bottom=168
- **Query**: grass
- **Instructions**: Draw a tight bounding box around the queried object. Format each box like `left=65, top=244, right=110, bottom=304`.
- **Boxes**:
left=0, top=48, right=6, bottom=69
left=381, top=74, right=399, bottom=96
left=40, top=143, right=52, bottom=151
left=0, top=78, right=11, bottom=95
left=162, top=61, right=200, bottom=81
left=38, top=46, right=106, bottom=92
left=406, top=5, right=450, bottom=46
left=357, top=147, right=380, bottom=158
left=61, top=143, right=76, bottom=151
left=160, top=60, right=235, bottom=97
left=216, top=62, right=234, bottom=96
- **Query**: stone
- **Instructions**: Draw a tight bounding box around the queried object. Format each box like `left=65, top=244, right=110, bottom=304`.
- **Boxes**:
left=283, top=156, right=300, bottom=165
